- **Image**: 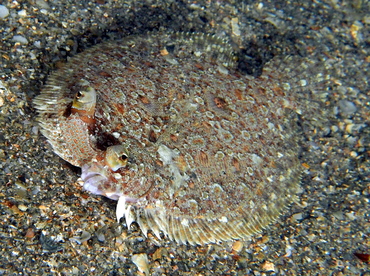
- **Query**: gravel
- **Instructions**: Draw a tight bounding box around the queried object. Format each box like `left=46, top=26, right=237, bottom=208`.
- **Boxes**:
left=0, top=0, right=369, bottom=275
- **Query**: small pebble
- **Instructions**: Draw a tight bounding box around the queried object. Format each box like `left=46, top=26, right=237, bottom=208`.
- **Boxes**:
left=18, top=10, right=27, bottom=17
left=96, top=232, right=105, bottom=242
left=338, top=100, right=357, bottom=115
left=25, top=228, right=35, bottom=239
left=70, top=230, right=92, bottom=244
left=0, top=5, right=9, bottom=19
left=18, top=204, right=28, bottom=212
left=33, top=41, right=41, bottom=48
left=262, top=260, right=275, bottom=272
left=292, top=212, right=303, bottom=221
left=231, top=17, right=241, bottom=36
left=232, top=240, right=244, bottom=253
left=35, top=0, right=50, bottom=10
left=132, top=253, right=150, bottom=275
left=152, top=247, right=168, bottom=260
left=12, top=35, right=28, bottom=45
left=284, top=244, right=294, bottom=257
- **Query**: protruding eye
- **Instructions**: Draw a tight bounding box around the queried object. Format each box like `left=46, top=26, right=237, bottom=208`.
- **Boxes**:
left=75, top=91, right=83, bottom=99
left=120, top=154, right=128, bottom=162
left=71, top=79, right=97, bottom=115
left=105, top=145, right=129, bottom=171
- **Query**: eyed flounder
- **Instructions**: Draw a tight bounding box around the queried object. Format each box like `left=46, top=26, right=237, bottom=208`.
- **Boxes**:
left=34, top=32, right=302, bottom=245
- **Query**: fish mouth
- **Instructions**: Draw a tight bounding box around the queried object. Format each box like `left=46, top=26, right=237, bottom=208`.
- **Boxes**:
left=80, top=163, right=108, bottom=196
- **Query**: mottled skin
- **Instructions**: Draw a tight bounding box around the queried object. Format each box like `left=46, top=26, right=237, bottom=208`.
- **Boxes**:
left=34, top=32, right=302, bottom=244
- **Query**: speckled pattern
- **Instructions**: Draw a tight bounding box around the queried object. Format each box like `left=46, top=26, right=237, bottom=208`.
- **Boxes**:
left=0, top=0, right=369, bottom=275
left=34, top=32, right=304, bottom=245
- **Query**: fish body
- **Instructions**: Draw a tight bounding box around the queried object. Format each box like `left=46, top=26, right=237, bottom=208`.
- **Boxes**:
left=34, top=32, right=301, bottom=244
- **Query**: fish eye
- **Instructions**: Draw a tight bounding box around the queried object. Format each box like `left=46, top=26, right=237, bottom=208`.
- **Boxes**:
left=76, top=91, right=83, bottom=99
left=120, top=154, right=128, bottom=161
left=71, top=81, right=97, bottom=116
left=105, top=145, right=129, bottom=171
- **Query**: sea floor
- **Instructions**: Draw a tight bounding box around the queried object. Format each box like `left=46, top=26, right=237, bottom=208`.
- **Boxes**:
left=0, top=0, right=369, bottom=275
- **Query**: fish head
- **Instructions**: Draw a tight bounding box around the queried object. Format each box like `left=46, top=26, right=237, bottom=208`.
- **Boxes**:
left=80, top=145, right=129, bottom=200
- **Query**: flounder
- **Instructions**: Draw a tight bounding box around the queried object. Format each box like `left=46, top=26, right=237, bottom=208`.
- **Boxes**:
left=34, top=32, right=302, bottom=245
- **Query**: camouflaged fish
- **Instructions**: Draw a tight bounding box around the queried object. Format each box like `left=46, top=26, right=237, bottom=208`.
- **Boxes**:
left=34, top=32, right=303, bottom=245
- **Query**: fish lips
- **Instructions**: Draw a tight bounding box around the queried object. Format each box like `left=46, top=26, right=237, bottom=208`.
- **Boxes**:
left=81, top=163, right=109, bottom=196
